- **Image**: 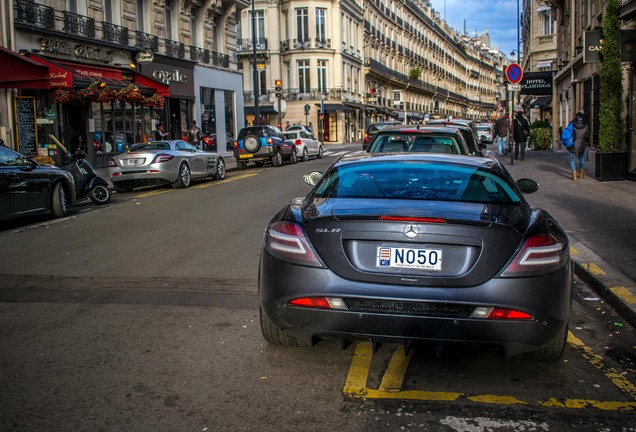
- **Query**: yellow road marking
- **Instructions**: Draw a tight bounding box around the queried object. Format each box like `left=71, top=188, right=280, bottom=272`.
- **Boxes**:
left=378, top=346, right=413, bottom=391
left=610, top=286, right=636, bottom=304
left=583, top=262, right=606, bottom=276
left=193, top=172, right=260, bottom=188
left=136, top=189, right=172, bottom=198
left=570, top=246, right=580, bottom=256
left=343, top=332, right=636, bottom=410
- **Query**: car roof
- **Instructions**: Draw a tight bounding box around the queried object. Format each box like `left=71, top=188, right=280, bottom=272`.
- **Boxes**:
left=376, top=125, right=463, bottom=135
left=336, top=151, right=496, bottom=169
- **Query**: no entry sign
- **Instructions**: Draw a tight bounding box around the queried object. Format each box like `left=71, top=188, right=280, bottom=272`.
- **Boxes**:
left=506, top=63, right=523, bottom=84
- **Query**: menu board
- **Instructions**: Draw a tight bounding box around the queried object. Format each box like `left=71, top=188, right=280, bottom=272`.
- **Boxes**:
left=15, top=96, right=38, bottom=155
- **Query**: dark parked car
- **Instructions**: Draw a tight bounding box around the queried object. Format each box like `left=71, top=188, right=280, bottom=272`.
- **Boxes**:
left=259, top=153, right=572, bottom=361
left=0, top=146, right=76, bottom=222
left=233, top=125, right=297, bottom=169
left=363, top=121, right=402, bottom=151
left=366, top=125, right=471, bottom=155
left=425, top=119, right=486, bottom=156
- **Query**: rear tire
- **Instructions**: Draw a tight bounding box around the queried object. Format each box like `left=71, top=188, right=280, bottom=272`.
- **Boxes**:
left=50, top=182, right=68, bottom=218
left=259, top=306, right=309, bottom=347
left=301, top=147, right=309, bottom=161
left=317, top=145, right=323, bottom=159
left=289, top=149, right=298, bottom=164
left=272, top=150, right=283, bottom=167
left=89, top=184, right=111, bottom=205
left=520, top=325, right=568, bottom=362
left=173, top=163, right=191, bottom=188
left=214, top=158, right=226, bottom=180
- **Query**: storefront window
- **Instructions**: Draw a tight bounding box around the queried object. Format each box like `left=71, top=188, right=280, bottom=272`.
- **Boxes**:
left=224, top=90, right=235, bottom=149
left=200, top=86, right=216, bottom=137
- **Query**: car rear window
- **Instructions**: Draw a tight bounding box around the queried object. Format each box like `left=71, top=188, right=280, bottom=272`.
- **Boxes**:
left=368, top=134, right=462, bottom=154
left=238, top=127, right=266, bottom=139
left=134, top=142, right=171, bottom=151
left=312, top=161, right=520, bottom=203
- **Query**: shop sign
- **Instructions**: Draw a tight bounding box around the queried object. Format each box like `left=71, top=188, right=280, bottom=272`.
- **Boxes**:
left=584, top=31, right=603, bottom=63
left=152, top=69, right=188, bottom=85
left=39, top=38, right=114, bottom=63
left=520, top=72, right=553, bottom=96
left=136, top=51, right=154, bottom=64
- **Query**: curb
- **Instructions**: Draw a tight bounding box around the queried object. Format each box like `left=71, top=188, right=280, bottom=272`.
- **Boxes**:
left=570, top=240, right=636, bottom=328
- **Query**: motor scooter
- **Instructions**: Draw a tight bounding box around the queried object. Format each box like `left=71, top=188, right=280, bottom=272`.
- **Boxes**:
left=49, top=134, right=111, bottom=205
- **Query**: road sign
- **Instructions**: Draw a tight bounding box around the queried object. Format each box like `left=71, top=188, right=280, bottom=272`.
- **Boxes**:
left=506, top=63, right=523, bottom=84
left=508, top=84, right=521, bottom=91
left=304, top=104, right=310, bottom=114
left=272, top=99, right=287, bottom=113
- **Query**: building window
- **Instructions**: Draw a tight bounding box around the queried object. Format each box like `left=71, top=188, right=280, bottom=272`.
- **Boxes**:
left=316, top=8, right=326, bottom=42
left=296, top=8, right=309, bottom=42
left=136, top=0, right=145, bottom=32
left=298, top=60, right=310, bottom=94
left=67, top=0, right=77, bottom=13
left=103, top=0, right=112, bottom=22
left=165, top=1, right=173, bottom=40
left=250, top=10, right=265, bottom=41
left=540, top=10, right=554, bottom=36
left=317, top=60, right=327, bottom=93
left=191, top=7, right=199, bottom=46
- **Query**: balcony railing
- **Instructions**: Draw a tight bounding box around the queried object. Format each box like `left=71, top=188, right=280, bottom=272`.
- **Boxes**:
left=102, top=22, right=129, bottom=45
left=236, top=38, right=268, bottom=52
left=165, top=39, right=185, bottom=59
left=243, top=88, right=344, bottom=103
left=14, top=0, right=232, bottom=70
left=135, top=31, right=159, bottom=52
left=190, top=46, right=210, bottom=63
left=314, top=38, right=331, bottom=49
left=64, top=11, right=95, bottom=38
left=15, top=0, right=54, bottom=29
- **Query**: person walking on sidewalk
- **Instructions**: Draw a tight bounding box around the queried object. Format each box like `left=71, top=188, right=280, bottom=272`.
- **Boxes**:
left=494, top=113, right=509, bottom=156
left=567, top=112, right=589, bottom=181
left=513, top=110, right=531, bottom=161
left=186, top=120, right=203, bottom=149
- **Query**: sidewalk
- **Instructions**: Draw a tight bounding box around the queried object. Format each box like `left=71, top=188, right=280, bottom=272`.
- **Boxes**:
left=495, top=146, right=636, bottom=329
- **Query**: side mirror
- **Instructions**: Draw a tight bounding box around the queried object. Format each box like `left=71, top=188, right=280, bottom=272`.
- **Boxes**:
left=516, top=178, right=539, bottom=194
left=303, top=171, right=323, bottom=186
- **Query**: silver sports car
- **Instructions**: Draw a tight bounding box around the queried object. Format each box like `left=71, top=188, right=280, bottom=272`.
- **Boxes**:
left=259, top=153, right=572, bottom=361
left=108, top=140, right=225, bottom=192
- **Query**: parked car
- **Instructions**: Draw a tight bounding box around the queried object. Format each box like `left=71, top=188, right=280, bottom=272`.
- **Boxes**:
left=476, top=124, right=494, bottom=144
left=366, top=125, right=471, bottom=155
left=363, top=121, right=402, bottom=151
left=285, top=124, right=315, bottom=136
left=107, top=140, right=225, bottom=192
left=0, top=146, right=76, bottom=222
left=259, top=153, right=572, bottom=361
left=233, top=125, right=297, bottom=169
left=202, top=133, right=234, bottom=152
left=284, top=130, right=324, bottom=161
left=425, top=118, right=486, bottom=155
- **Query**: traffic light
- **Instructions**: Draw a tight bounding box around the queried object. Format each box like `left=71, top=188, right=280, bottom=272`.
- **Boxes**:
left=274, top=79, right=283, bottom=98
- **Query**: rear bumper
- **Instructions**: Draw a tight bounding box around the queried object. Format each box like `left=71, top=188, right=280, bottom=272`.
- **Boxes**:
left=259, top=252, right=572, bottom=356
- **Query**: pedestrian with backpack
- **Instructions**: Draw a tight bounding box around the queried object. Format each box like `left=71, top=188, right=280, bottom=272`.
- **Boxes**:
left=562, top=112, right=589, bottom=181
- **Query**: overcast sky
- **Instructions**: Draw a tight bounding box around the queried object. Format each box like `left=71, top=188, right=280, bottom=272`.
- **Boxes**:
left=428, top=0, right=521, bottom=58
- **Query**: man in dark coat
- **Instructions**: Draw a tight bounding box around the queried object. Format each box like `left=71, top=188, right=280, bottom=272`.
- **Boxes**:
left=494, top=113, right=509, bottom=156
left=569, top=112, right=589, bottom=180
left=512, top=110, right=531, bottom=161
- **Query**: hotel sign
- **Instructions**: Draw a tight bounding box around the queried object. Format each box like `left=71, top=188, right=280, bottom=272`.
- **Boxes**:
left=520, top=72, right=553, bottom=96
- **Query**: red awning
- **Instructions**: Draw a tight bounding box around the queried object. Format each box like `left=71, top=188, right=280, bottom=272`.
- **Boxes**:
left=133, top=73, right=170, bottom=97
left=0, top=46, right=51, bottom=89
left=27, top=55, right=160, bottom=94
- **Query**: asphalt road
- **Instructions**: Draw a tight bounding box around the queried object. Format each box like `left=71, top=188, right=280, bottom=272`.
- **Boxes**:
left=1, top=147, right=635, bottom=431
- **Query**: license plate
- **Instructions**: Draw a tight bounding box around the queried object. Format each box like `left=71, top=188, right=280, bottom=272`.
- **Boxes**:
left=239, top=153, right=254, bottom=159
left=126, top=158, right=145, bottom=165
left=376, top=246, right=443, bottom=271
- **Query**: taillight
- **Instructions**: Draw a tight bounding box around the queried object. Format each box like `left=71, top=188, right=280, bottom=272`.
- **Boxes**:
left=500, top=233, right=568, bottom=277
left=364, top=133, right=369, bottom=143
left=288, top=297, right=347, bottom=310
left=264, top=221, right=324, bottom=267
left=379, top=216, right=446, bottom=223
left=152, top=153, right=174, bottom=163
left=471, top=306, right=534, bottom=320
left=266, top=137, right=273, bottom=145
left=233, top=141, right=238, bottom=149
left=295, top=139, right=301, bottom=145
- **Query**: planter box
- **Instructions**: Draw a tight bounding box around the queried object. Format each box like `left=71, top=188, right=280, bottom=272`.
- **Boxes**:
left=594, top=151, right=627, bottom=181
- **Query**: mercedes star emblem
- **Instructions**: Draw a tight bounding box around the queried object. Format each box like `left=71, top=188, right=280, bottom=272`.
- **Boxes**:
left=403, top=223, right=420, bottom=239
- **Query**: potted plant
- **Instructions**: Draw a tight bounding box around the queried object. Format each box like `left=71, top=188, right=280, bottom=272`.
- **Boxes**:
left=529, top=119, right=551, bottom=150
left=595, top=0, right=626, bottom=180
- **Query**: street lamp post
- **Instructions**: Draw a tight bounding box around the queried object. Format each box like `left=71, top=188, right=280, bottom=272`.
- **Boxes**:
left=251, top=0, right=259, bottom=124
